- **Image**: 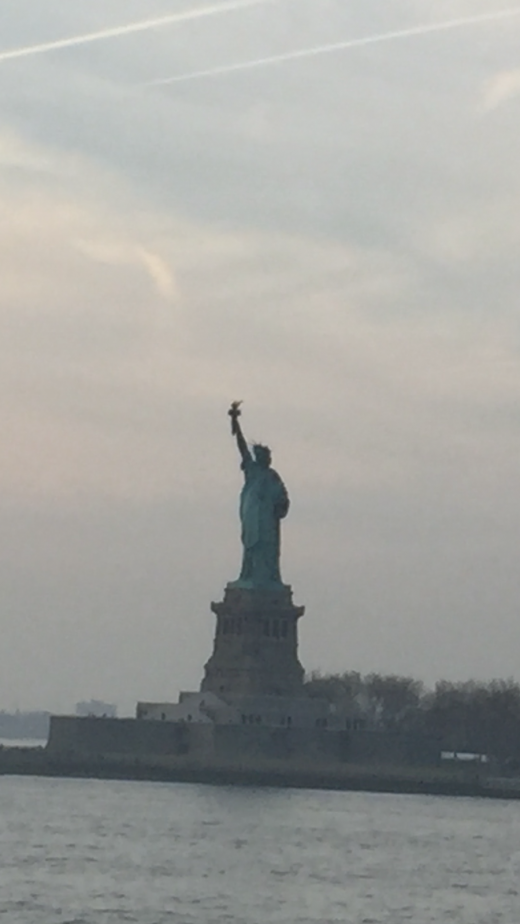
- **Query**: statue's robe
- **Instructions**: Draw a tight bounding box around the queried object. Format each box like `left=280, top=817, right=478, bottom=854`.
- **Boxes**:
left=237, top=457, right=289, bottom=586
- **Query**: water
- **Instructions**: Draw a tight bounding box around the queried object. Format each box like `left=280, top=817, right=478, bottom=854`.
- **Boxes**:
left=0, top=776, right=519, bottom=923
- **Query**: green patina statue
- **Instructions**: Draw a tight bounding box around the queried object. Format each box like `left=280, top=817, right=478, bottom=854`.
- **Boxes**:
left=228, top=402, right=289, bottom=588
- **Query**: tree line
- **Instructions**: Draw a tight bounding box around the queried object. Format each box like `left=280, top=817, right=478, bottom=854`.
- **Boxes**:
left=304, top=671, right=520, bottom=767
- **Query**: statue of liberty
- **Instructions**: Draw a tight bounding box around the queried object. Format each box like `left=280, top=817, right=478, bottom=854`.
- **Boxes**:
left=228, top=402, right=289, bottom=588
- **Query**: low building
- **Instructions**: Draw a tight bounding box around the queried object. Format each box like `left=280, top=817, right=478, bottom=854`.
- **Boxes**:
left=76, top=700, right=117, bottom=719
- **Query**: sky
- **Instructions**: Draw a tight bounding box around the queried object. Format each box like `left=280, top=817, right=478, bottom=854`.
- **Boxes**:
left=1, top=0, right=520, bottom=714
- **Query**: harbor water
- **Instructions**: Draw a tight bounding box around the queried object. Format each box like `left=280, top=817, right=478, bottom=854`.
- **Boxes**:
left=0, top=775, right=519, bottom=923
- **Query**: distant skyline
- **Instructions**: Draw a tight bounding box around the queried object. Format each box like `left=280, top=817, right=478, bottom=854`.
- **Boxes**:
left=1, top=0, right=520, bottom=714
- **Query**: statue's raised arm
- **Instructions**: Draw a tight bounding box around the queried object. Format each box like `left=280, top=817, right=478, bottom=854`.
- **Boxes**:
left=228, top=401, right=251, bottom=464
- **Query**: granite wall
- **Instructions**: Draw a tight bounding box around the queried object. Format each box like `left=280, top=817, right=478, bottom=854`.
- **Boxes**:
left=47, top=716, right=440, bottom=769
left=47, top=716, right=192, bottom=757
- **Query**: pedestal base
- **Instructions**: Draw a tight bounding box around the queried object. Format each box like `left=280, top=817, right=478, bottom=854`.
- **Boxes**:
left=201, top=584, right=305, bottom=698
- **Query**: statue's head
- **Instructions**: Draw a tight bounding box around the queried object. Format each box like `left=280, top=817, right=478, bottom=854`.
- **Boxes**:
left=253, top=443, right=272, bottom=468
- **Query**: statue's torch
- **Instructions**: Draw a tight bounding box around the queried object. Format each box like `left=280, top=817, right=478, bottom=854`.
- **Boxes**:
left=228, top=400, right=242, bottom=435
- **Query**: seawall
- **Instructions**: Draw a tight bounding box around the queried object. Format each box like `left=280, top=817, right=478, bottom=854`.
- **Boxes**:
left=0, top=743, right=518, bottom=800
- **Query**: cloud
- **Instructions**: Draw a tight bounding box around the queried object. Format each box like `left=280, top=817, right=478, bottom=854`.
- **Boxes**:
left=481, top=68, right=520, bottom=112
left=76, top=237, right=179, bottom=302
left=137, top=247, right=179, bottom=302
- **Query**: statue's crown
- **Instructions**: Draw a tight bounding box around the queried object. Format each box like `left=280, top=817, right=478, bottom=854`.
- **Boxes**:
left=253, top=443, right=271, bottom=459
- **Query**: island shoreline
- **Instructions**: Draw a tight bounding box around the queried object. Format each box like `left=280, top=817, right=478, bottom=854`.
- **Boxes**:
left=1, top=747, right=519, bottom=801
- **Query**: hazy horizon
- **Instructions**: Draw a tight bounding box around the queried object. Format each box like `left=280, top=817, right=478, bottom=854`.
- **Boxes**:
left=2, top=0, right=520, bottom=714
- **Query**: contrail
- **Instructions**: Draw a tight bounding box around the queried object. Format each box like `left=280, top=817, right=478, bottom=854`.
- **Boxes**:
left=145, top=7, right=520, bottom=86
left=0, top=0, right=288, bottom=64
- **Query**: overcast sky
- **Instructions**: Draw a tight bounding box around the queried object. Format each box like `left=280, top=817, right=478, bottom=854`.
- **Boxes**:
left=1, top=0, right=520, bottom=714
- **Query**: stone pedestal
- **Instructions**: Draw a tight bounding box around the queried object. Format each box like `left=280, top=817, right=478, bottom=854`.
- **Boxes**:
left=201, top=585, right=305, bottom=698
